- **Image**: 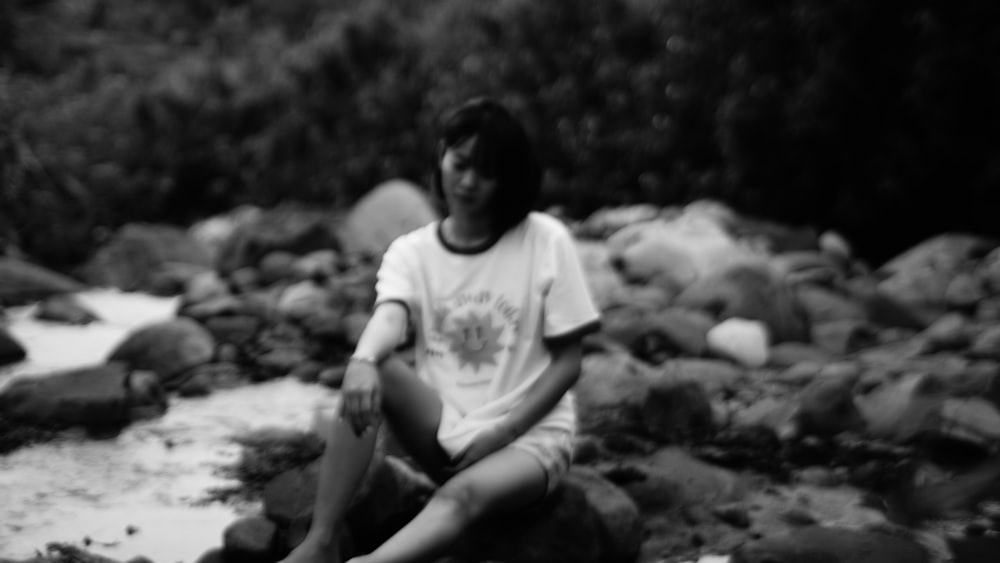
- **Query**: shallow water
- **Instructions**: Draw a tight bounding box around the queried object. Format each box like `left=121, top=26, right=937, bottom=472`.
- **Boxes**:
left=0, top=290, right=339, bottom=562
left=0, top=290, right=727, bottom=563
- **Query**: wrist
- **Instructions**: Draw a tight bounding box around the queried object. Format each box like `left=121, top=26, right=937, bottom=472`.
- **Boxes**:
left=349, top=354, right=383, bottom=367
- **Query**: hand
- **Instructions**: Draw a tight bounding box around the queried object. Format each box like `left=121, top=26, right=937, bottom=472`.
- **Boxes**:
left=340, top=359, right=382, bottom=436
left=448, top=423, right=517, bottom=473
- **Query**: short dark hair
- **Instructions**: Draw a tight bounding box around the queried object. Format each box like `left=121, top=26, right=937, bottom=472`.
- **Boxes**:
left=432, top=97, right=542, bottom=234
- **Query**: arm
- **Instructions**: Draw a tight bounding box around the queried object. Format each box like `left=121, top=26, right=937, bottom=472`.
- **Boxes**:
left=499, top=336, right=583, bottom=439
left=341, top=301, right=408, bottom=435
left=450, top=335, right=583, bottom=471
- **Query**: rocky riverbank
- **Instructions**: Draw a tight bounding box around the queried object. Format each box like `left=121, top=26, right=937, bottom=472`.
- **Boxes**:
left=3, top=183, right=1000, bottom=563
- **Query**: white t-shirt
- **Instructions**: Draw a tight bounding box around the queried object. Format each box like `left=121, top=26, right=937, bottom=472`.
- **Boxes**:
left=375, top=212, right=601, bottom=455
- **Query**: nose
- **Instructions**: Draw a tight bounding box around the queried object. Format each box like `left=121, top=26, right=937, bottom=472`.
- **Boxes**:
left=458, top=169, right=479, bottom=190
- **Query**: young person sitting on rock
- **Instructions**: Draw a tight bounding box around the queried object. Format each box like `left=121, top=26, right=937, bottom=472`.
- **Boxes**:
left=280, top=97, right=601, bottom=563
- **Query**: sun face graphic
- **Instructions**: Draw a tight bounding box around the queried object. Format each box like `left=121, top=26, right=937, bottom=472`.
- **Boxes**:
left=446, top=311, right=504, bottom=371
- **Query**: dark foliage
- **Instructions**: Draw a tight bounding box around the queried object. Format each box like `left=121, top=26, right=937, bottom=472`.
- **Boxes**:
left=4, top=0, right=1000, bottom=269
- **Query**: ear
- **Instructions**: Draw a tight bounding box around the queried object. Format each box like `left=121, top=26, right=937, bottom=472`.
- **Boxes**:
left=437, top=140, right=448, bottom=160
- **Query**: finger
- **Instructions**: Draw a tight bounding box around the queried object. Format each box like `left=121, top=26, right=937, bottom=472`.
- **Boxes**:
left=347, top=396, right=366, bottom=436
left=369, top=387, right=382, bottom=427
left=357, top=388, right=373, bottom=432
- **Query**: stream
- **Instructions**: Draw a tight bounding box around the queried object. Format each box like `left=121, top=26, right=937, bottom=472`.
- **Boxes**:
left=0, top=289, right=728, bottom=563
left=0, top=290, right=339, bottom=563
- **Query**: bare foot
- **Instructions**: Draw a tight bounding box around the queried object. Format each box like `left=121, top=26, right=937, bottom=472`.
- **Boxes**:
left=280, top=535, right=340, bottom=563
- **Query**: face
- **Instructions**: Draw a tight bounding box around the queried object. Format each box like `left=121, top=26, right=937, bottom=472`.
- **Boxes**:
left=439, top=135, right=499, bottom=222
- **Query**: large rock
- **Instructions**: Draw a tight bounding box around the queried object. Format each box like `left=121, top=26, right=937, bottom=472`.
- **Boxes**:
left=215, top=206, right=342, bottom=275
left=674, top=262, right=809, bottom=343
left=853, top=372, right=1000, bottom=449
left=188, top=205, right=264, bottom=263
left=601, top=447, right=750, bottom=513
left=107, top=317, right=216, bottom=389
left=222, top=516, right=279, bottom=563
left=81, top=223, right=213, bottom=293
left=563, top=466, right=644, bottom=563
left=32, top=294, right=100, bottom=325
left=706, top=318, right=770, bottom=367
left=575, top=351, right=657, bottom=435
left=449, top=480, right=607, bottom=563
left=337, top=180, right=440, bottom=259
left=0, top=363, right=166, bottom=429
left=605, top=207, right=763, bottom=290
left=0, top=257, right=85, bottom=306
left=731, top=525, right=930, bottom=563
left=877, top=233, right=998, bottom=317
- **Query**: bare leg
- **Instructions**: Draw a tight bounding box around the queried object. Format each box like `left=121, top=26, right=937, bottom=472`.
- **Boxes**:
left=347, top=447, right=548, bottom=563
left=279, top=413, right=378, bottom=563
left=378, top=356, right=451, bottom=482
left=280, top=356, right=448, bottom=563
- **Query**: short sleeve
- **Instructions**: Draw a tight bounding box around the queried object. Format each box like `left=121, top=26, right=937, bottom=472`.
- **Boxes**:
left=375, top=236, right=417, bottom=313
left=542, top=224, right=602, bottom=341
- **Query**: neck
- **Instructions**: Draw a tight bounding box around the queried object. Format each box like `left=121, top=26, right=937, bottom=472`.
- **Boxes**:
left=445, top=216, right=494, bottom=246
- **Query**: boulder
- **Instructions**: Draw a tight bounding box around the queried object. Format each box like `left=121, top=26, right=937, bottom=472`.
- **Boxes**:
left=771, top=250, right=845, bottom=287
left=731, top=525, right=930, bottom=563
left=222, top=516, right=278, bottom=563
left=337, top=180, right=440, bottom=259
left=606, top=209, right=762, bottom=290
left=920, top=312, right=974, bottom=352
left=258, top=251, right=299, bottom=286
left=675, top=262, right=809, bottom=343
left=292, top=249, right=340, bottom=281
left=564, top=466, right=644, bottom=563
left=450, top=483, right=603, bottom=563
left=945, top=271, right=987, bottom=311
left=0, top=257, right=85, bottom=306
left=788, top=375, right=866, bottom=439
left=188, top=205, right=263, bottom=263
left=0, top=363, right=166, bottom=429
left=646, top=308, right=715, bottom=358
left=81, top=223, right=213, bottom=293
left=844, top=278, right=934, bottom=330
left=215, top=206, right=341, bottom=275
left=642, top=379, right=715, bottom=442
left=969, top=326, right=1000, bottom=361
left=766, top=342, right=835, bottom=368
left=794, top=285, right=867, bottom=326
left=181, top=271, right=232, bottom=307
left=810, top=319, right=878, bottom=355
left=706, top=318, right=770, bottom=367
left=876, top=233, right=997, bottom=317
left=575, top=351, right=656, bottom=435
left=651, top=358, right=745, bottom=395
left=601, top=447, right=750, bottom=513
left=856, top=373, right=946, bottom=444
left=32, top=294, right=100, bottom=325
left=107, top=317, right=216, bottom=389
left=277, top=280, right=332, bottom=322
left=0, top=327, right=27, bottom=366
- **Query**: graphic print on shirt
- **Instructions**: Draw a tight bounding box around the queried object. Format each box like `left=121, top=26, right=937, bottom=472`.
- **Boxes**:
left=426, top=289, right=521, bottom=384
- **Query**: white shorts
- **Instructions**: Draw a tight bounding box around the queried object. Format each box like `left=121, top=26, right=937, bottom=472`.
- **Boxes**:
left=506, top=424, right=574, bottom=497
left=438, top=403, right=574, bottom=497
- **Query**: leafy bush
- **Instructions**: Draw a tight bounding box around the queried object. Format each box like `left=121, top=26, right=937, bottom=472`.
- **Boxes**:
left=5, top=0, right=1000, bottom=268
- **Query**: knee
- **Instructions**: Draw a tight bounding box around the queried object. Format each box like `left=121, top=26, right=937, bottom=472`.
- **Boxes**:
left=430, top=479, right=482, bottom=522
